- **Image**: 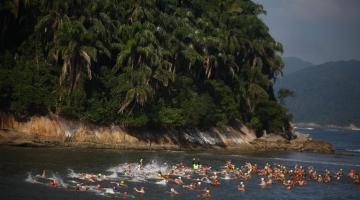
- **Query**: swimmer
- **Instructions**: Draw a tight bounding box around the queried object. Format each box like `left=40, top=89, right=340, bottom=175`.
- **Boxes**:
left=336, top=169, right=344, bottom=180
left=123, top=191, right=129, bottom=197
left=174, top=177, right=184, bottom=185
left=99, top=173, right=108, bottom=180
left=120, top=180, right=128, bottom=188
left=177, top=161, right=185, bottom=169
left=211, top=178, right=220, bottom=187
left=259, top=177, right=266, bottom=187
left=266, top=178, right=273, bottom=186
left=76, top=184, right=88, bottom=192
left=50, top=179, right=57, bottom=188
left=298, top=179, right=306, bottom=186
left=252, top=164, right=258, bottom=173
left=201, top=176, right=211, bottom=183
left=353, top=174, right=360, bottom=184
left=201, top=188, right=211, bottom=198
left=183, top=183, right=195, bottom=190
left=167, top=187, right=179, bottom=195
left=348, top=169, right=358, bottom=179
left=317, top=175, right=323, bottom=183
left=134, top=187, right=145, bottom=194
left=185, top=174, right=192, bottom=179
left=284, top=180, right=293, bottom=190
left=196, top=181, right=202, bottom=187
left=238, top=182, right=245, bottom=192
left=323, top=174, right=331, bottom=183
left=157, top=171, right=166, bottom=179
left=139, top=158, right=144, bottom=168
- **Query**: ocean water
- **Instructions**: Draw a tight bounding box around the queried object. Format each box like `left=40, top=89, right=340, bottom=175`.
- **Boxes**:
left=0, top=129, right=359, bottom=200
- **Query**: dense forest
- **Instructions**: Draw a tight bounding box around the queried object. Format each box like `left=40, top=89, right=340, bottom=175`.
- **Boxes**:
left=0, top=0, right=292, bottom=136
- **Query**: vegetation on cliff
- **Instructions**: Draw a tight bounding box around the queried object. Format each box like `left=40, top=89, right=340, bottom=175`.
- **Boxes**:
left=0, top=0, right=291, bottom=136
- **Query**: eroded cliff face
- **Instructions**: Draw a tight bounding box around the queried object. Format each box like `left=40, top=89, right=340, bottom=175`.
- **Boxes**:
left=0, top=113, right=256, bottom=150
left=0, top=113, right=333, bottom=153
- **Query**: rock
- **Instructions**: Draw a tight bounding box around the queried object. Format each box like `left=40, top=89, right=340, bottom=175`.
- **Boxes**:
left=250, top=132, right=334, bottom=153
left=0, top=114, right=334, bottom=153
left=302, top=140, right=334, bottom=153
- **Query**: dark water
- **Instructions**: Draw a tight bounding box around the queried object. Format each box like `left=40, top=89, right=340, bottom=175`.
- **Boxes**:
left=1, top=129, right=360, bottom=200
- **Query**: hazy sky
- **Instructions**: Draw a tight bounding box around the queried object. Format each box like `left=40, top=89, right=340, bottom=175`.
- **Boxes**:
left=254, top=0, right=360, bottom=64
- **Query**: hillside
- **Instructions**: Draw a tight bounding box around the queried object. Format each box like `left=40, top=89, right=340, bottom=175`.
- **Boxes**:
left=277, top=60, right=360, bottom=126
left=282, top=57, right=314, bottom=75
left=0, top=0, right=291, bottom=136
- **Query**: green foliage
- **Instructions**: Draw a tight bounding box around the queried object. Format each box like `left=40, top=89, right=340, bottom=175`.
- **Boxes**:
left=252, top=100, right=292, bottom=134
left=205, top=80, right=239, bottom=120
left=159, top=107, right=185, bottom=126
left=123, top=112, right=150, bottom=128
left=0, top=0, right=292, bottom=135
left=0, top=54, right=57, bottom=116
left=277, top=88, right=295, bottom=105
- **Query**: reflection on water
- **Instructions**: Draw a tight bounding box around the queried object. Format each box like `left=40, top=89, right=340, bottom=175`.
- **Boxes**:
left=0, top=129, right=360, bottom=200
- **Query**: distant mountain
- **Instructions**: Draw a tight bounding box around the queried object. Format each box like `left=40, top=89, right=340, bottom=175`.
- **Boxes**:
left=282, top=57, right=314, bottom=75
left=276, top=60, right=360, bottom=127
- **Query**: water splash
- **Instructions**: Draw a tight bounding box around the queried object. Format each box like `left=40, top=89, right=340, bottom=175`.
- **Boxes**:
left=25, top=172, right=40, bottom=184
left=67, top=169, right=78, bottom=178
left=107, top=170, right=118, bottom=179
left=155, top=179, right=168, bottom=185
left=51, top=173, right=68, bottom=188
left=107, top=160, right=170, bottom=181
left=104, top=188, right=115, bottom=194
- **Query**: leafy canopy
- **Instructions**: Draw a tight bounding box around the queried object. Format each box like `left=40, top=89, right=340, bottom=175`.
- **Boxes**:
left=0, top=0, right=292, bottom=135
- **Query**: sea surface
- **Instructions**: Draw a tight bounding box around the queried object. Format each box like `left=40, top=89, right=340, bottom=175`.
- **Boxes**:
left=0, top=128, right=360, bottom=200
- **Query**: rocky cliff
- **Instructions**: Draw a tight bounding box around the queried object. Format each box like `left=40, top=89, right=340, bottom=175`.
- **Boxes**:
left=0, top=113, right=333, bottom=153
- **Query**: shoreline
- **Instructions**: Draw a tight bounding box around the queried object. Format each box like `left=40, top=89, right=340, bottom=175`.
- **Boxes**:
left=0, top=114, right=334, bottom=154
left=295, top=123, right=360, bottom=131
left=0, top=129, right=334, bottom=154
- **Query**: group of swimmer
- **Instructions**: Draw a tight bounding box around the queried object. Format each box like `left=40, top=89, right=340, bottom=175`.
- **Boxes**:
left=34, top=158, right=359, bottom=198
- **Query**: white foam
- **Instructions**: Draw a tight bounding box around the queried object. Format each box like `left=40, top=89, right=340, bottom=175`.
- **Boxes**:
left=51, top=173, right=68, bottom=188
left=67, top=169, right=79, bottom=178
left=25, top=172, right=40, bottom=184
left=347, top=149, right=360, bottom=153
left=107, top=171, right=118, bottom=179
left=104, top=188, right=115, bottom=194
left=271, top=157, right=360, bottom=167
left=106, top=160, right=170, bottom=180
left=155, top=179, right=168, bottom=185
left=222, top=175, right=232, bottom=180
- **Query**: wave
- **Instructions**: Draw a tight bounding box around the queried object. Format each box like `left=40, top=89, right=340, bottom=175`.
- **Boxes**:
left=155, top=179, right=168, bottom=185
left=226, top=154, right=360, bottom=167
left=25, top=171, right=67, bottom=188
left=25, top=172, right=41, bottom=184
left=346, top=149, right=360, bottom=153
left=51, top=173, right=68, bottom=188
left=296, top=127, right=315, bottom=130
left=106, top=160, right=170, bottom=180
left=67, top=169, right=78, bottom=178
left=107, top=171, right=118, bottom=179
left=270, top=157, right=360, bottom=167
